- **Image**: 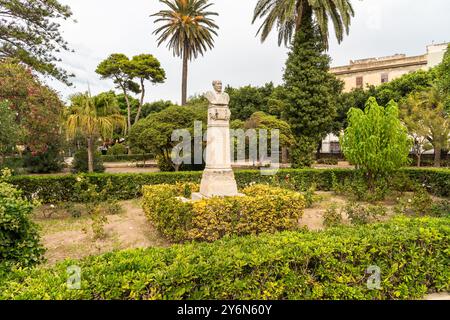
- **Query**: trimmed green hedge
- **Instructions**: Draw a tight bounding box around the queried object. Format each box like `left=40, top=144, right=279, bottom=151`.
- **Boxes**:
left=101, top=154, right=154, bottom=163
left=7, top=168, right=449, bottom=204
left=142, top=184, right=305, bottom=242
left=1, top=217, right=449, bottom=300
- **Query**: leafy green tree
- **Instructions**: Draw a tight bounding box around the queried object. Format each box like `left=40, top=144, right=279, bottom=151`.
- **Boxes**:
left=225, top=83, right=276, bottom=120
left=152, top=0, right=219, bottom=105
left=341, top=97, right=412, bottom=190
left=253, top=0, right=354, bottom=47
left=0, top=169, right=44, bottom=271
left=129, top=105, right=206, bottom=171
left=245, top=111, right=295, bottom=163
left=128, top=54, right=166, bottom=123
left=22, top=143, right=63, bottom=173
left=0, top=0, right=73, bottom=84
left=375, top=69, right=436, bottom=106
left=281, top=12, right=342, bottom=167
left=96, top=53, right=166, bottom=130
left=141, top=100, right=173, bottom=118
left=66, top=93, right=126, bottom=173
left=0, top=101, right=20, bottom=164
left=0, top=59, right=64, bottom=156
left=96, top=54, right=140, bottom=132
left=402, top=87, right=450, bottom=167
left=245, top=111, right=295, bottom=150
left=436, top=44, right=450, bottom=111
left=335, top=70, right=437, bottom=132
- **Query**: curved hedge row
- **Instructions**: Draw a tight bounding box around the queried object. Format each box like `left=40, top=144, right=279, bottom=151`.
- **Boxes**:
left=7, top=168, right=449, bottom=204
left=1, top=217, right=449, bottom=300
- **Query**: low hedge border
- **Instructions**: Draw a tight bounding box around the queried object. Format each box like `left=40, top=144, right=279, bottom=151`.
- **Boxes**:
left=7, top=168, right=449, bottom=204
left=101, top=154, right=154, bottom=162
left=1, top=216, right=449, bottom=300
left=142, top=183, right=305, bottom=242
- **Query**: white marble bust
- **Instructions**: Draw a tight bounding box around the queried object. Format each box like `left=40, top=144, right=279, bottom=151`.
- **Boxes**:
left=204, top=80, right=230, bottom=106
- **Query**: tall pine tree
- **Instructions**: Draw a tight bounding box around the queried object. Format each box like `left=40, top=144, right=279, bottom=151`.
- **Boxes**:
left=282, top=10, right=341, bottom=167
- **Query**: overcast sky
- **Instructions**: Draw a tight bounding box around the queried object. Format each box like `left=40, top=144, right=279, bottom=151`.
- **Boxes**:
left=48, top=0, right=450, bottom=104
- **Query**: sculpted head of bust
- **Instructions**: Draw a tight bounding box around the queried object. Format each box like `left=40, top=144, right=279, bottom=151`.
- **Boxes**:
left=212, top=80, right=223, bottom=94
left=205, top=80, right=229, bottom=106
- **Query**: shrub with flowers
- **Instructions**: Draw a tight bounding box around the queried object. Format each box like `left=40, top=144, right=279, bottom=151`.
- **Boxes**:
left=0, top=168, right=44, bottom=271
left=142, top=183, right=305, bottom=242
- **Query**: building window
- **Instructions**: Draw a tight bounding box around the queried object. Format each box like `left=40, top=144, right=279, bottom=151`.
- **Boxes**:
left=330, top=142, right=341, bottom=154
left=356, top=76, right=363, bottom=89
left=381, top=73, right=389, bottom=83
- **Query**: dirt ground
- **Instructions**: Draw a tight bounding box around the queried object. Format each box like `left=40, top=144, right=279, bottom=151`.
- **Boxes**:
left=299, top=191, right=400, bottom=230
left=34, top=200, right=170, bottom=265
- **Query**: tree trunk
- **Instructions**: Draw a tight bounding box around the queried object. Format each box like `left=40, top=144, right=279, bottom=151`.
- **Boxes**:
left=282, top=146, right=288, bottom=164
left=87, top=137, right=94, bottom=173
left=417, top=153, right=421, bottom=167
left=134, top=78, right=145, bottom=124
left=434, top=146, right=441, bottom=168
left=121, top=86, right=132, bottom=134
left=181, top=46, right=189, bottom=106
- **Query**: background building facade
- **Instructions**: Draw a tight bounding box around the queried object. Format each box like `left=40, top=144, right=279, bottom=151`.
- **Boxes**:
left=330, top=43, right=448, bottom=92
left=320, top=43, right=448, bottom=156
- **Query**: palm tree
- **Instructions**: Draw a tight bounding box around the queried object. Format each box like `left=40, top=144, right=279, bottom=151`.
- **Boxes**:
left=66, top=93, right=126, bottom=173
left=403, top=86, right=450, bottom=167
left=152, top=0, right=219, bottom=105
left=252, top=0, right=354, bottom=47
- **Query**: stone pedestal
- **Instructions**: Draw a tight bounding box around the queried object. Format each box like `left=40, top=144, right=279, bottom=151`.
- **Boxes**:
left=199, top=168, right=238, bottom=197
left=194, top=81, right=240, bottom=199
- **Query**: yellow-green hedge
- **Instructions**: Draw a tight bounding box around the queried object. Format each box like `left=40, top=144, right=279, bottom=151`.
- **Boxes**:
left=142, top=183, right=305, bottom=242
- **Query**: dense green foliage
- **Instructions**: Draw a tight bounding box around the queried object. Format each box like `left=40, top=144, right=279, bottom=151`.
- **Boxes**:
left=225, top=83, right=277, bottom=120
left=142, top=183, right=304, bottom=242
left=0, top=0, right=73, bottom=84
left=341, top=98, right=412, bottom=189
left=1, top=216, right=448, bottom=300
left=71, top=149, right=105, bottom=173
left=22, top=144, right=63, bottom=174
left=0, top=60, right=65, bottom=155
left=435, top=44, right=450, bottom=111
left=7, top=168, right=449, bottom=204
left=0, top=170, right=44, bottom=272
left=66, top=92, right=126, bottom=173
left=341, top=70, right=436, bottom=111
left=106, top=144, right=127, bottom=156
left=129, top=105, right=206, bottom=171
left=402, top=87, right=449, bottom=167
left=0, top=101, right=20, bottom=162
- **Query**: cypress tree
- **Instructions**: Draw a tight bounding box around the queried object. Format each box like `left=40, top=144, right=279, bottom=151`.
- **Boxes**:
left=282, top=11, right=341, bottom=167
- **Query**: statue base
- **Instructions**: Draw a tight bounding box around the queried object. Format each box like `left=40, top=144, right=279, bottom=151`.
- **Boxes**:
left=194, top=168, right=241, bottom=198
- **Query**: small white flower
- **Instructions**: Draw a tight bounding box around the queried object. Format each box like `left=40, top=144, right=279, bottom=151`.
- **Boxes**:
left=76, top=177, right=82, bottom=182
left=408, top=199, right=412, bottom=203
left=50, top=204, right=55, bottom=208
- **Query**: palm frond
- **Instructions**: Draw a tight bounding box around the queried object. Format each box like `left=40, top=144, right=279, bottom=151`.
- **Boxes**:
left=253, top=0, right=354, bottom=48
